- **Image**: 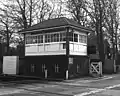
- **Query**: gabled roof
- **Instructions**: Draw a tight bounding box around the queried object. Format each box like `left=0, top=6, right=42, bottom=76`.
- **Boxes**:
left=20, top=17, right=92, bottom=33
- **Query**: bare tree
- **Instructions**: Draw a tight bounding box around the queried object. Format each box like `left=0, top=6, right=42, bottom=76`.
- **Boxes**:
left=49, top=0, right=65, bottom=18
left=92, top=0, right=105, bottom=63
left=66, top=0, right=89, bottom=26
left=103, top=0, right=120, bottom=60
left=0, top=0, right=67, bottom=54
left=66, top=0, right=105, bottom=64
left=66, top=0, right=120, bottom=65
left=0, top=7, right=14, bottom=55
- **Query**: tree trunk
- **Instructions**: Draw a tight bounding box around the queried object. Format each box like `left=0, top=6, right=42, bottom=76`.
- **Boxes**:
left=99, top=5, right=105, bottom=64
left=6, top=25, right=10, bottom=55
left=94, top=0, right=105, bottom=65
left=29, top=0, right=32, bottom=27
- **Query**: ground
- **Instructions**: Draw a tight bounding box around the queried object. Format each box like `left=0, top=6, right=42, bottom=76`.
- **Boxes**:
left=0, top=74, right=120, bottom=96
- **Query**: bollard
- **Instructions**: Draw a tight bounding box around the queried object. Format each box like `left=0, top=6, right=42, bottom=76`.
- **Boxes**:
left=45, top=69, right=47, bottom=79
left=66, top=70, right=68, bottom=80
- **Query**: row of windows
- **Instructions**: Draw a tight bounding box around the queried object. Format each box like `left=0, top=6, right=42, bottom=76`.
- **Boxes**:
left=69, top=33, right=87, bottom=43
left=45, top=32, right=66, bottom=43
left=26, top=32, right=66, bottom=44
left=25, top=32, right=87, bottom=44
left=26, top=35, right=43, bottom=44
left=31, top=64, right=60, bottom=73
left=31, top=64, right=80, bottom=73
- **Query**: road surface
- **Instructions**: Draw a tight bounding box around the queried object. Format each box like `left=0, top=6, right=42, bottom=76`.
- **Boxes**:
left=0, top=74, right=120, bottom=96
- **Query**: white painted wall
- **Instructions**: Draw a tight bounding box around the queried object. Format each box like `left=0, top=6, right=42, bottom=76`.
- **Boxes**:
left=25, top=42, right=66, bottom=56
left=45, top=43, right=60, bottom=51
left=25, top=42, right=87, bottom=56
left=26, top=45, right=38, bottom=53
left=69, top=42, right=87, bottom=56
left=38, top=45, right=44, bottom=52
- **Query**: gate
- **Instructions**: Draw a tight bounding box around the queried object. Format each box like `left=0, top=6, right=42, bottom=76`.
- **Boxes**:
left=89, top=62, right=102, bottom=76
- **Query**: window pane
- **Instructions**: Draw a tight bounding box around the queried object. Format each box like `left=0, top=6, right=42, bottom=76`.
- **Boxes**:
left=69, top=32, right=73, bottom=41
left=79, top=35, right=87, bottom=43
left=30, top=36, right=32, bottom=44
left=25, top=36, right=28, bottom=44
left=31, top=36, right=33, bottom=44
left=38, top=35, right=43, bottom=43
left=83, top=36, right=87, bottom=43
left=48, top=34, right=51, bottom=42
left=63, top=33, right=66, bottom=41
left=60, top=33, right=62, bottom=41
left=81, top=35, right=84, bottom=43
left=51, top=34, right=54, bottom=42
left=41, top=35, right=43, bottom=43
left=25, top=37, right=27, bottom=44
left=54, top=34, right=57, bottom=42
left=60, top=32, right=66, bottom=41
left=45, top=34, right=48, bottom=43
left=79, top=35, right=82, bottom=43
left=74, top=33, right=78, bottom=42
left=56, top=33, right=59, bottom=42
left=85, top=36, right=87, bottom=43
left=32, top=36, right=37, bottom=43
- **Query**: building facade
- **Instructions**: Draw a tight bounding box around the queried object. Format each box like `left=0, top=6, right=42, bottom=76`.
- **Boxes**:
left=20, top=17, right=92, bottom=79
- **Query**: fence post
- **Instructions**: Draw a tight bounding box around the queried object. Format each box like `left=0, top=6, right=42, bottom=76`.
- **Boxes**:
left=100, top=62, right=102, bottom=77
left=89, top=59, right=91, bottom=75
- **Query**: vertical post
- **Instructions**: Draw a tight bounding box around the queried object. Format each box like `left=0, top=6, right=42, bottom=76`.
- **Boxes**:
left=98, top=62, right=100, bottom=75
left=89, top=58, right=91, bottom=75
left=43, top=34, right=45, bottom=51
left=100, top=62, right=102, bottom=77
left=66, top=70, right=68, bottom=80
left=101, top=62, right=102, bottom=76
left=23, top=34, right=25, bottom=57
left=66, top=27, right=69, bottom=58
left=114, top=59, right=116, bottom=73
left=45, top=69, right=47, bottom=79
left=66, top=27, right=69, bottom=80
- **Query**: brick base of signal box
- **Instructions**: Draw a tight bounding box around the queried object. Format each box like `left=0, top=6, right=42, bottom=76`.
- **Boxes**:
left=20, top=55, right=89, bottom=79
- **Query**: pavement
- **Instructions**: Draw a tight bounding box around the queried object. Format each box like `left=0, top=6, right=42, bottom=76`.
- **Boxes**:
left=0, top=73, right=120, bottom=96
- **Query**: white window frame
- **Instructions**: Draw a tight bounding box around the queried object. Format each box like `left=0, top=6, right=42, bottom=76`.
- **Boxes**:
left=69, top=32, right=74, bottom=42
left=74, top=33, right=78, bottom=42
left=60, top=32, right=66, bottom=41
left=32, top=35, right=38, bottom=44
left=55, top=64, right=60, bottom=73
left=25, top=35, right=32, bottom=44
left=38, top=35, right=43, bottom=43
left=25, top=31, right=66, bottom=45
left=31, top=64, right=35, bottom=73
left=79, top=34, right=87, bottom=44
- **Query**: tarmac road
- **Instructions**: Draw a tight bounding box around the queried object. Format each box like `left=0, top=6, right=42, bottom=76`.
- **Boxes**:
left=0, top=74, right=120, bottom=96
